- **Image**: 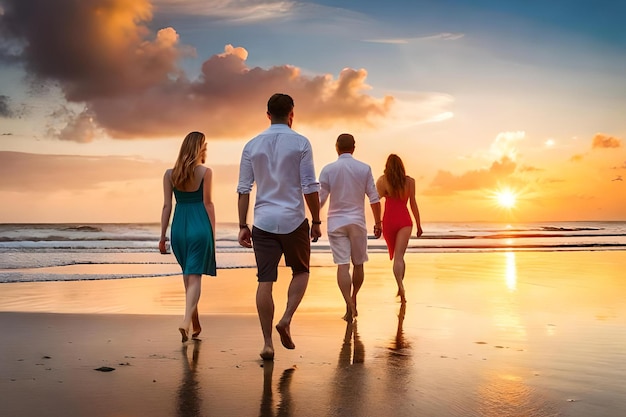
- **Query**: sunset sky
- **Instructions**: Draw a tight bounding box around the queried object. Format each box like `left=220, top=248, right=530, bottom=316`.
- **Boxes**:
left=0, top=0, right=624, bottom=224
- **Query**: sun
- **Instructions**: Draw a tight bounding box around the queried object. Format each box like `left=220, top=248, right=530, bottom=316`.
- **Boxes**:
left=493, top=188, right=517, bottom=209
left=495, top=188, right=517, bottom=209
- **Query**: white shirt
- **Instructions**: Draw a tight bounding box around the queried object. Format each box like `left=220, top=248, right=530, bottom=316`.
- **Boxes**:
left=237, top=124, right=320, bottom=234
left=319, top=153, right=380, bottom=233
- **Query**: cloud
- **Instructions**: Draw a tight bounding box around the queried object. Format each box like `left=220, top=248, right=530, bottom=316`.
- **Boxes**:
left=489, top=131, right=525, bottom=161
left=0, top=151, right=163, bottom=192
left=418, top=32, right=465, bottom=41
left=364, top=32, right=465, bottom=44
left=592, top=133, right=622, bottom=149
left=152, top=0, right=297, bottom=23
left=0, top=151, right=240, bottom=191
left=388, top=91, right=454, bottom=127
left=0, top=94, right=12, bottom=117
left=425, top=156, right=517, bottom=195
left=0, top=0, right=393, bottom=140
left=46, top=108, right=102, bottom=143
left=518, top=165, right=542, bottom=173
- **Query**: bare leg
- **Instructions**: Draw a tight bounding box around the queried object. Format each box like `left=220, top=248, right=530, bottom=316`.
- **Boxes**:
left=351, top=263, right=364, bottom=318
left=337, top=264, right=355, bottom=322
left=393, top=227, right=412, bottom=303
left=191, top=309, right=201, bottom=339
left=183, top=276, right=202, bottom=338
left=256, top=281, right=275, bottom=359
left=276, top=271, right=309, bottom=349
left=180, top=274, right=202, bottom=342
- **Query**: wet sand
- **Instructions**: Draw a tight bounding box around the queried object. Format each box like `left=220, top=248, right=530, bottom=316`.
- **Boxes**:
left=1, top=251, right=625, bottom=417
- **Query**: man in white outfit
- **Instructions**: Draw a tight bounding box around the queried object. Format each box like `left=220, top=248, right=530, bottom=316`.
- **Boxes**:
left=319, top=133, right=381, bottom=322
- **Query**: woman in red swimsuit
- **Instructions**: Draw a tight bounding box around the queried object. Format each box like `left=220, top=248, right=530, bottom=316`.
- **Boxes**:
left=376, top=154, right=423, bottom=303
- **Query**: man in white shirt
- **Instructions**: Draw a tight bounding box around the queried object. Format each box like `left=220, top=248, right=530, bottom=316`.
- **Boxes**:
left=319, top=133, right=381, bottom=323
left=237, top=93, right=322, bottom=360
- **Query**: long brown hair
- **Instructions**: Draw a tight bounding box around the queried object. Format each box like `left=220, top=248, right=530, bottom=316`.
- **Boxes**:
left=171, top=131, right=206, bottom=189
left=384, top=154, right=407, bottom=198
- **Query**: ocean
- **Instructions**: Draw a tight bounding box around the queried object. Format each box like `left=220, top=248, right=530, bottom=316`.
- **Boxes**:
left=1, top=221, right=625, bottom=283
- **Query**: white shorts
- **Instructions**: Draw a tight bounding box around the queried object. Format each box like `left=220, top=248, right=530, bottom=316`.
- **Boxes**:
left=328, top=224, right=369, bottom=265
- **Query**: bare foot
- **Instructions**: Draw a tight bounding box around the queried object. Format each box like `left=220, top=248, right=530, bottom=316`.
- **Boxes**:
left=179, top=327, right=189, bottom=343
left=342, top=310, right=353, bottom=322
left=342, top=302, right=356, bottom=322
left=275, top=323, right=296, bottom=349
left=260, top=346, right=275, bottom=360
left=192, top=326, right=202, bottom=340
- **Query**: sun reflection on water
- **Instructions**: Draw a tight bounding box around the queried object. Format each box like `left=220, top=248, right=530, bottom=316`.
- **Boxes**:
left=505, top=252, right=517, bottom=292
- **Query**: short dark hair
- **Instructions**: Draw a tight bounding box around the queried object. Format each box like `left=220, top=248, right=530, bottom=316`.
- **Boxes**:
left=336, top=133, right=355, bottom=152
left=267, top=93, right=294, bottom=119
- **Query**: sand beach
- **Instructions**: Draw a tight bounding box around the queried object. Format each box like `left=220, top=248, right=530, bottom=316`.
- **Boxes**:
left=1, top=251, right=625, bottom=416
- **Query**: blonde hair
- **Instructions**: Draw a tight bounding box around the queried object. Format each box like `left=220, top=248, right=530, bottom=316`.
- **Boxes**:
left=171, top=131, right=206, bottom=189
left=384, top=154, right=407, bottom=198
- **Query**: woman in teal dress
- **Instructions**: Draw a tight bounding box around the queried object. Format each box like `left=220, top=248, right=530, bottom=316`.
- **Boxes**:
left=160, top=131, right=216, bottom=342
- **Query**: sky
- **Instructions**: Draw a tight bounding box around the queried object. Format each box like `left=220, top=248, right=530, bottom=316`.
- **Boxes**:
left=0, top=0, right=625, bottom=224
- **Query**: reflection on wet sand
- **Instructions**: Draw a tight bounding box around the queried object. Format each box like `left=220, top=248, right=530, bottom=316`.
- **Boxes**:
left=259, top=360, right=296, bottom=417
left=476, top=371, right=559, bottom=417
left=177, top=341, right=202, bottom=417
left=329, top=321, right=366, bottom=416
left=385, top=303, right=413, bottom=403
left=391, top=303, right=409, bottom=351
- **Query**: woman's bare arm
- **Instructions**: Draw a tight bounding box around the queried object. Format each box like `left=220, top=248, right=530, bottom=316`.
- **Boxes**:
left=202, top=167, right=216, bottom=232
left=408, top=177, right=423, bottom=237
left=160, top=170, right=173, bottom=253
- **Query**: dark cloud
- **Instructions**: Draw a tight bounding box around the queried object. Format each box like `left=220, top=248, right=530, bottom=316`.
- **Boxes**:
left=425, top=156, right=517, bottom=195
left=0, top=0, right=393, bottom=140
left=46, top=107, right=101, bottom=143
left=0, top=95, right=13, bottom=117
left=592, top=133, right=622, bottom=149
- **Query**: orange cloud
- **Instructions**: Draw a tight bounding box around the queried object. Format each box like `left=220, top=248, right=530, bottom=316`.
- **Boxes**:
left=0, top=151, right=239, bottom=193
left=0, top=151, right=163, bottom=191
left=425, top=156, right=517, bottom=195
left=592, top=133, right=622, bottom=149
left=0, top=0, right=393, bottom=141
left=0, top=151, right=241, bottom=192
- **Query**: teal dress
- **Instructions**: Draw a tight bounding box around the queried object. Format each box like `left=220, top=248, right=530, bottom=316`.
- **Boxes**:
left=171, top=179, right=217, bottom=276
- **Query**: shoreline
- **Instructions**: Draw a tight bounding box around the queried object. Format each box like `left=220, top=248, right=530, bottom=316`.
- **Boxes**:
left=2, top=251, right=625, bottom=416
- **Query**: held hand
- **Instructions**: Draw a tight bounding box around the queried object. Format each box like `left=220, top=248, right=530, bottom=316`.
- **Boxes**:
left=310, top=223, right=322, bottom=242
left=238, top=226, right=252, bottom=248
left=373, top=224, right=382, bottom=239
left=158, top=238, right=168, bottom=254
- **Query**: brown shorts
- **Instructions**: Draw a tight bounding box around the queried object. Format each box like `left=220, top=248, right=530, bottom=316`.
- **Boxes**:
left=252, top=220, right=311, bottom=282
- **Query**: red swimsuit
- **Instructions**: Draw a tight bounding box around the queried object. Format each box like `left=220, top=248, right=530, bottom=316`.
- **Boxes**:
left=382, top=195, right=412, bottom=259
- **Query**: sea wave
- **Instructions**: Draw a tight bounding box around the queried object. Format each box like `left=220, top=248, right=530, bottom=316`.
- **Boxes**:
left=1, top=221, right=625, bottom=283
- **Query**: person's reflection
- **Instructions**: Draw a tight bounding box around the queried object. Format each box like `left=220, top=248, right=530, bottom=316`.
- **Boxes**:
left=385, top=303, right=412, bottom=404
left=391, top=302, right=409, bottom=351
left=177, top=340, right=202, bottom=417
left=329, top=321, right=366, bottom=416
left=259, top=360, right=295, bottom=417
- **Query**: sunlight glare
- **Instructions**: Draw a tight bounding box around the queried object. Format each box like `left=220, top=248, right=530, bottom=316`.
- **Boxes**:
left=495, top=189, right=517, bottom=209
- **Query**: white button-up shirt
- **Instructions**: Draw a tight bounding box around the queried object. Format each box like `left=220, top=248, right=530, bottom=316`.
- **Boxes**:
left=319, top=153, right=380, bottom=233
left=237, top=124, right=320, bottom=234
